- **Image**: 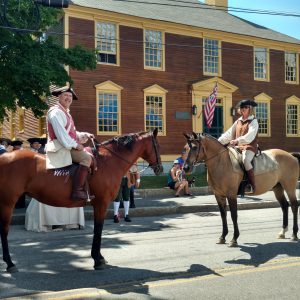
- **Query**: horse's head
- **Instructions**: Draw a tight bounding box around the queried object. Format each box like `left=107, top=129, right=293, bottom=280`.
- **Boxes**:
left=183, top=132, right=204, bottom=174
left=142, top=128, right=163, bottom=175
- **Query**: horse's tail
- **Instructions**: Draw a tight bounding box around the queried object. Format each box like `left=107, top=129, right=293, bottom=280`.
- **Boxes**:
left=291, top=152, right=300, bottom=179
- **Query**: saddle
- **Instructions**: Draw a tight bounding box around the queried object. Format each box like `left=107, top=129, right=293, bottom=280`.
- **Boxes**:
left=51, top=146, right=98, bottom=202
left=228, top=147, right=279, bottom=196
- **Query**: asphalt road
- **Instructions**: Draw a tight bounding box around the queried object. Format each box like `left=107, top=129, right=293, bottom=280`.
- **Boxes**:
left=1, top=208, right=300, bottom=299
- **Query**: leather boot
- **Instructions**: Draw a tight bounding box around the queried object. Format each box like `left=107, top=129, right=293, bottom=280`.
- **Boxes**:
left=245, top=169, right=256, bottom=194
left=71, top=165, right=92, bottom=201
left=129, top=187, right=136, bottom=208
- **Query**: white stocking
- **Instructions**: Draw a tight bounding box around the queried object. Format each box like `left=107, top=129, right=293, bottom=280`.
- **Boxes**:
left=114, top=201, right=120, bottom=215
left=124, top=201, right=130, bottom=216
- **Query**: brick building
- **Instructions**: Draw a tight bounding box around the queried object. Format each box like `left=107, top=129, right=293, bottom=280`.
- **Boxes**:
left=1, top=0, right=300, bottom=159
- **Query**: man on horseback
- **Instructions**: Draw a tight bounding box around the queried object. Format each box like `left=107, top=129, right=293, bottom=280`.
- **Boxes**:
left=45, top=85, right=94, bottom=201
left=218, top=99, right=258, bottom=194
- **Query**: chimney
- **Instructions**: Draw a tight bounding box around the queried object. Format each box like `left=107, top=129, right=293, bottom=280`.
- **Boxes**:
left=205, top=0, right=228, bottom=12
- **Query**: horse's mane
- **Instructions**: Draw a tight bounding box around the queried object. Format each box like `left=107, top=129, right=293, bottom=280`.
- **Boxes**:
left=199, top=133, right=226, bottom=148
left=95, top=131, right=149, bottom=150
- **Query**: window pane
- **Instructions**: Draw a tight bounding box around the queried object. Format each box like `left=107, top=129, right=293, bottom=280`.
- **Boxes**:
left=285, top=52, right=297, bottom=82
left=96, top=22, right=117, bottom=64
left=204, top=39, right=219, bottom=74
left=287, top=104, right=298, bottom=134
left=256, top=102, right=268, bottom=134
left=98, top=92, right=118, bottom=132
left=145, top=95, right=164, bottom=133
left=145, top=30, right=162, bottom=68
left=254, top=47, right=267, bottom=79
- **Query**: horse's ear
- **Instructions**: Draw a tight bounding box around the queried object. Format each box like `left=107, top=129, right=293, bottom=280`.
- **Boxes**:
left=183, top=132, right=190, bottom=140
left=192, top=131, right=197, bottom=139
left=153, top=128, right=158, bottom=137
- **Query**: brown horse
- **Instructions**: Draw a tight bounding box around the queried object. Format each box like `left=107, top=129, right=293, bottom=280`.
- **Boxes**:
left=0, top=129, right=163, bottom=273
left=183, top=132, right=299, bottom=246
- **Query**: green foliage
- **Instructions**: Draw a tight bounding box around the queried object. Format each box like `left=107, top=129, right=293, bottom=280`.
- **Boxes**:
left=0, top=4, right=97, bottom=122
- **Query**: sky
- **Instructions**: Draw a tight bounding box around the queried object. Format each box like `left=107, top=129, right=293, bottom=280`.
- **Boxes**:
left=227, top=0, right=300, bottom=40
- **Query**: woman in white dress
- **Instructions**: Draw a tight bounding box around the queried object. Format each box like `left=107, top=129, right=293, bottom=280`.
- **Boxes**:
left=25, top=137, right=85, bottom=232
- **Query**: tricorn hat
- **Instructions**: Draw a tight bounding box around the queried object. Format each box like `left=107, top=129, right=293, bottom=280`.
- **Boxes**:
left=51, top=85, right=78, bottom=100
left=10, top=140, right=23, bottom=147
left=238, top=99, right=258, bottom=108
left=27, top=137, right=41, bottom=145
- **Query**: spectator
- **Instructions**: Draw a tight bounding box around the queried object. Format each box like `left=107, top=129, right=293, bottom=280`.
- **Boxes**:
left=167, top=159, right=192, bottom=197
left=27, top=137, right=41, bottom=153
left=129, top=161, right=140, bottom=208
left=0, top=138, right=11, bottom=154
left=10, top=139, right=23, bottom=151
left=113, top=171, right=132, bottom=223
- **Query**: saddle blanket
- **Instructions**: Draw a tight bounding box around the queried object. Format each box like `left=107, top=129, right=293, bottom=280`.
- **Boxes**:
left=228, top=148, right=278, bottom=175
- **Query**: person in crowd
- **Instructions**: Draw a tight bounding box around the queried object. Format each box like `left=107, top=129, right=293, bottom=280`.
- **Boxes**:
left=129, top=160, right=140, bottom=208
left=218, top=99, right=258, bottom=194
left=38, top=137, right=47, bottom=154
left=45, top=85, right=94, bottom=201
left=10, top=139, right=23, bottom=151
left=113, top=171, right=132, bottom=223
left=27, top=137, right=41, bottom=153
left=167, top=159, right=192, bottom=197
left=25, top=135, right=85, bottom=232
left=0, top=138, right=11, bottom=154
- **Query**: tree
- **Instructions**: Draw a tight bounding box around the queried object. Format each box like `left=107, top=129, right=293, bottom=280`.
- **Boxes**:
left=0, top=2, right=97, bottom=121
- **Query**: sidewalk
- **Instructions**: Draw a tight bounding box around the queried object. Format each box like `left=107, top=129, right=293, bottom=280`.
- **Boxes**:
left=12, top=187, right=300, bottom=225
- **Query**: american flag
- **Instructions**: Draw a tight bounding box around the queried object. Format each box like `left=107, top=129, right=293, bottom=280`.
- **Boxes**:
left=204, top=82, right=218, bottom=128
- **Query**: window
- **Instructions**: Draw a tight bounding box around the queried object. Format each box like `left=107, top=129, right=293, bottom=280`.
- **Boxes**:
left=144, top=29, right=164, bottom=69
left=285, top=52, right=298, bottom=83
left=96, top=21, right=118, bottom=64
left=144, top=84, right=167, bottom=135
left=95, top=81, right=123, bottom=135
left=254, top=93, right=272, bottom=136
left=204, top=38, right=220, bottom=75
left=254, top=47, right=269, bottom=81
left=286, top=95, right=300, bottom=136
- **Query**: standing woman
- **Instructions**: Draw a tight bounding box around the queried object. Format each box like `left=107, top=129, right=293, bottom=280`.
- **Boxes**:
left=218, top=99, right=259, bottom=194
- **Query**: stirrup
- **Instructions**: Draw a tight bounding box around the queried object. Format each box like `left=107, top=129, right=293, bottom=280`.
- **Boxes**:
left=244, top=184, right=254, bottom=194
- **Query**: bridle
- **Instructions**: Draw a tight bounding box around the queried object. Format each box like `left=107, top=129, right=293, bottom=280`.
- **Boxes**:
left=189, top=137, right=227, bottom=166
left=149, top=132, right=162, bottom=174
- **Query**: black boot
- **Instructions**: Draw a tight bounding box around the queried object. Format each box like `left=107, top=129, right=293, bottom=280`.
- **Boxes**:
left=129, top=188, right=136, bottom=208
left=245, top=169, right=256, bottom=194
left=71, top=165, right=93, bottom=201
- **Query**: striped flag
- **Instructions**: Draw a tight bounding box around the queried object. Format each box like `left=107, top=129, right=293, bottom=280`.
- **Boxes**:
left=204, top=82, right=218, bottom=128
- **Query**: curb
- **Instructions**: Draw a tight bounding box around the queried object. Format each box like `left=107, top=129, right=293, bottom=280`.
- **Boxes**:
left=11, top=200, right=283, bottom=226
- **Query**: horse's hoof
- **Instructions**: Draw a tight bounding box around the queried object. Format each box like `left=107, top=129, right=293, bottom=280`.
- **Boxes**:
left=216, top=238, right=226, bottom=244
left=291, top=235, right=298, bottom=241
left=7, top=265, right=18, bottom=273
left=228, top=240, right=238, bottom=247
left=94, top=258, right=108, bottom=270
left=277, top=234, right=285, bottom=239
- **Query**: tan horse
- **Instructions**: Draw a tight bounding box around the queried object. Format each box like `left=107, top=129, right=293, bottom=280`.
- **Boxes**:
left=0, top=129, right=163, bottom=273
left=183, top=132, right=299, bottom=246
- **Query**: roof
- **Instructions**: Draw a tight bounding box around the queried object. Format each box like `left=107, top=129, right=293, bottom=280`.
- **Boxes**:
left=70, top=0, right=300, bottom=45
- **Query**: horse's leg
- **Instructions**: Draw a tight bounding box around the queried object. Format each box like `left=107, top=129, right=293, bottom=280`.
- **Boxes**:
left=215, top=195, right=228, bottom=244
left=91, top=206, right=108, bottom=270
left=227, top=197, right=239, bottom=247
left=273, top=184, right=289, bottom=239
left=0, top=208, right=18, bottom=273
left=285, top=189, right=298, bottom=241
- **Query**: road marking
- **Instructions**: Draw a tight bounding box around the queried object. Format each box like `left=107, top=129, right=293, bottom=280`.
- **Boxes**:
left=5, top=256, right=300, bottom=299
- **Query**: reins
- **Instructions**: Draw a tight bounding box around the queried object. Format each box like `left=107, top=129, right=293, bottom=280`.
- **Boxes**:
left=91, top=132, right=161, bottom=173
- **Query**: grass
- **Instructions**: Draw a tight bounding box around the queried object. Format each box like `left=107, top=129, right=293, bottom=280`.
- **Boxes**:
left=139, top=172, right=208, bottom=189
